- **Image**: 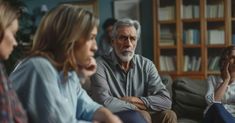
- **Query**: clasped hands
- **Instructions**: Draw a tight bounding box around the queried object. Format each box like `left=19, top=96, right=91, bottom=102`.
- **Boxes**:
left=120, top=96, right=147, bottom=110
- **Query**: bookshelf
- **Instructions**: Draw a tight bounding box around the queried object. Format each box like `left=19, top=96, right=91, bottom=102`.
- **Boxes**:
left=153, top=0, right=233, bottom=79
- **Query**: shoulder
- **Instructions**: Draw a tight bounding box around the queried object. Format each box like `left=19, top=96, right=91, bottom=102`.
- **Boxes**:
left=95, top=56, right=111, bottom=66
left=207, top=75, right=221, bottom=81
left=12, top=57, right=57, bottom=76
left=133, top=54, right=155, bottom=68
left=207, top=75, right=222, bottom=85
left=26, top=57, right=53, bottom=66
left=133, top=54, right=152, bottom=62
left=17, top=57, right=51, bottom=67
left=95, top=56, right=105, bottom=63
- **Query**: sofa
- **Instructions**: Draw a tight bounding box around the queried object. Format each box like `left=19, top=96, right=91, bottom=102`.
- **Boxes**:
left=161, top=75, right=208, bottom=123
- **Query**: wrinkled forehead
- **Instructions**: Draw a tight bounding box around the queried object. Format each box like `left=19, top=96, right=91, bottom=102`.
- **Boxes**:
left=116, top=26, right=137, bottom=35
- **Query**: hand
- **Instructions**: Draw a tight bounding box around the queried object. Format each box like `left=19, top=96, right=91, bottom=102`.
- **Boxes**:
left=78, top=57, right=97, bottom=79
left=106, top=115, right=122, bottom=123
left=93, top=108, right=122, bottom=123
left=120, top=96, right=147, bottom=110
left=221, top=58, right=231, bottom=84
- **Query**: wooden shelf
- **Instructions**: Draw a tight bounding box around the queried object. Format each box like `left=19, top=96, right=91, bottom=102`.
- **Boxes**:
left=206, top=44, right=227, bottom=48
left=153, top=0, right=231, bottom=80
left=159, top=45, right=177, bottom=49
left=182, top=19, right=200, bottom=23
left=183, top=45, right=201, bottom=48
left=158, top=20, right=176, bottom=24
left=206, top=18, right=225, bottom=22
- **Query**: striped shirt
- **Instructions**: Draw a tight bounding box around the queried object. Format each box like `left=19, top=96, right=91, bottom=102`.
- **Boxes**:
left=91, top=52, right=172, bottom=112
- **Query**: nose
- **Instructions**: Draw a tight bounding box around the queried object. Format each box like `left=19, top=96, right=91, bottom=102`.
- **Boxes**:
left=92, top=40, right=98, bottom=52
left=123, top=38, right=132, bottom=47
left=13, top=39, right=18, bottom=47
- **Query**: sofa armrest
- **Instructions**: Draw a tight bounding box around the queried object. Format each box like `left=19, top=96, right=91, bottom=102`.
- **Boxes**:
left=161, top=75, right=173, bottom=98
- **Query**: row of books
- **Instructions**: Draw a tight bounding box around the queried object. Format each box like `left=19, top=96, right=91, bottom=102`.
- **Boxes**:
left=159, top=56, right=176, bottom=71
left=183, top=29, right=200, bottom=45
left=159, top=6, right=175, bottom=20
left=206, top=4, right=224, bottom=18
left=208, top=56, right=220, bottom=71
left=182, top=5, right=199, bottom=19
left=159, top=29, right=225, bottom=45
left=183, top=55, right=201, bottom=71
left=158, top=3, right=224, bottom=21
left=160, top=28, right=175, bottom=46
left=158, top=55, right=221, bottom=72
left=232, top=34, right=235, bottom=44
left=207, top=30, right=225, bottom=44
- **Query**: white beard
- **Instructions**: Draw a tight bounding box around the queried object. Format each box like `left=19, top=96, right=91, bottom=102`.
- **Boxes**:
left=115, top=49, right=134, bottom=62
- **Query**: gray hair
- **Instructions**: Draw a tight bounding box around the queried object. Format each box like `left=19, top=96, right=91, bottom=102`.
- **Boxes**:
left=111, top=18, right=141, bottom=41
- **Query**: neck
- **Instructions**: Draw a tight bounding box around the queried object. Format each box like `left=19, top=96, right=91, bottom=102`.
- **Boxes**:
left=120, top=61, right=130, bottom=72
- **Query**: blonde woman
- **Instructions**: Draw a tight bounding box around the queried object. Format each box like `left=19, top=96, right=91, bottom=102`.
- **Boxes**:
left=0, top=0, right=27, bottom=122
left=9, top=4, right=121, bottom=123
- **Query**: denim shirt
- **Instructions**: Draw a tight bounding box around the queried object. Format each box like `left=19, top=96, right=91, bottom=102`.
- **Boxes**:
left=9, top=57, right=101, bottom=123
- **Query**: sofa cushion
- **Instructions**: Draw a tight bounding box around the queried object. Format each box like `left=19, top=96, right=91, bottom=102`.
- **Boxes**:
left=174, top=89, right=206, bottom=107
left=172, top=77, right=207, bottom=121
left=178, top=118, right=200, bottom=123
left=173, top=78, right=207, bottom=95
left=161, top=75, right=173, bottom=97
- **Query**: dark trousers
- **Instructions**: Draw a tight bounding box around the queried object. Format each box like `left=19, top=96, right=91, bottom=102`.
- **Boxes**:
left=115, top=110, right=148, bottom=123
left=203, top=103, right=235, bottom=123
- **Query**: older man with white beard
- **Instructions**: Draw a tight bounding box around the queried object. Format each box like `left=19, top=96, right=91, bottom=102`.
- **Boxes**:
left=90, top=18, right=177, bottom=123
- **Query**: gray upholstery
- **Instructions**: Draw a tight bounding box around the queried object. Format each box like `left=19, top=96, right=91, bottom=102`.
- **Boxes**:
left=178, top=118, right=200, bottom=123
left=161, top=75, right=173, bottom=97
left=172, top=77, right=207, bottom=123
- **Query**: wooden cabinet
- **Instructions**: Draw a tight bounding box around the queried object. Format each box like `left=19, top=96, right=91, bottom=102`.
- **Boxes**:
left=152, top=0, right=234, bottom=79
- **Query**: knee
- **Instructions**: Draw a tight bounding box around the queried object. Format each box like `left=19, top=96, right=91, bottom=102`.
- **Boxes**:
left=138, top=110, right=152, bottom=123
left=161, top=110, right=176, bottom=117
left=160, top=110, right=177, bottom=120
left=115, top=110, right=147, bottom=123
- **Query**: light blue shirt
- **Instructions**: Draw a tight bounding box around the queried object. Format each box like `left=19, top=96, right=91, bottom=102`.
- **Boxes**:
left=9, top=57, right=101, bottom=123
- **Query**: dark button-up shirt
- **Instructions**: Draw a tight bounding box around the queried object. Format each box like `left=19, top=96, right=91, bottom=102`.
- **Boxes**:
left=91, top=52, right=172, bottom=113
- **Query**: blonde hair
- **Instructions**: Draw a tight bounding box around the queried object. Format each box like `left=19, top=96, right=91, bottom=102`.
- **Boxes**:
left=0, top=0, right=21, bottom=42
left=30, top=4, right=99, bottom=75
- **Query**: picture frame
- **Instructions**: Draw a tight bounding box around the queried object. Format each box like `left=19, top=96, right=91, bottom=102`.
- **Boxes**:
left=113, top=0, right=140, bottom=21
left=60, top=0, right=98, bottom=16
